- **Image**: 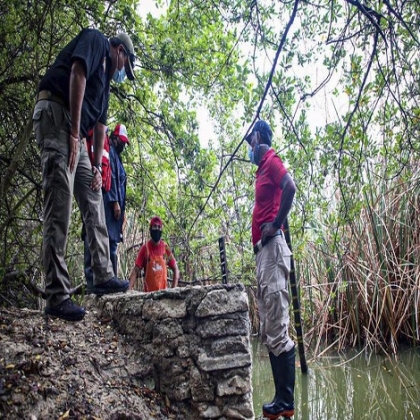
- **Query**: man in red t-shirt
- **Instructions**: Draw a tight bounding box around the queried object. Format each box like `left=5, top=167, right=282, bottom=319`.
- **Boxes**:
left=246, top=120, right=296, bottom=419
left=128, top=216, right=179, bottom=292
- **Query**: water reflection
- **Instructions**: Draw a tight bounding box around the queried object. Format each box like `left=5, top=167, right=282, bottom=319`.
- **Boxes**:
left=252, top=339, right=420, bottom=419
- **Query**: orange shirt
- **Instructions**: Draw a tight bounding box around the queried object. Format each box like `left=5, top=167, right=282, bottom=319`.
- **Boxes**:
left=135, top=240, right=176, bottom=292
left=135, top=240, right=176, bottom=270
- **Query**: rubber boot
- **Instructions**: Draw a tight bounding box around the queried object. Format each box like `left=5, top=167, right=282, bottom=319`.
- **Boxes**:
left=263, top=347, right=295, bottom=419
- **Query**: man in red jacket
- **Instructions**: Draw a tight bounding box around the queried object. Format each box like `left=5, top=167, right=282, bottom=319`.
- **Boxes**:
left=246, top=120, right=296, bottom=419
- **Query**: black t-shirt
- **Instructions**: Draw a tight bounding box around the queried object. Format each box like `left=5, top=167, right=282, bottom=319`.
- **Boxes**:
left=39, top=28, right=111, bottom=138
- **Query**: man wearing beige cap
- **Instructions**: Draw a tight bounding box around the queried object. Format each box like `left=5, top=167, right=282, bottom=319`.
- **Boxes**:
left=32, top=28, right=136, bottom=321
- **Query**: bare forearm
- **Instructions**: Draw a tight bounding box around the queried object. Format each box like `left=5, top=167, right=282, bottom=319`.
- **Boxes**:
left=129, top=266, right=140, bottom=289
left=274, top=174, right=296, bottom=229
left=93, top=123, right=106, bottom=167
left=69, top=61, right=86, bottom=138
left=172, top=265, right=179, bottom=288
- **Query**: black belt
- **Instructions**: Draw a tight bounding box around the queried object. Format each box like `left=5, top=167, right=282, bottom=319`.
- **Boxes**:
left=253, top=230, right=283, bottom=254
left=36, top=90, right=67, bottom=108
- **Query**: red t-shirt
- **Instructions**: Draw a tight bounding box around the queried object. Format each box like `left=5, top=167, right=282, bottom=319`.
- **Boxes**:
left=135, top=240, right=176, bottom=271
left=251, top=149, right=288, bottom=245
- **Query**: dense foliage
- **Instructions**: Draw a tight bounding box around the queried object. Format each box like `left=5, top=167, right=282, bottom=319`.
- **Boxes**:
left=1, top=0, right=419, bottom=354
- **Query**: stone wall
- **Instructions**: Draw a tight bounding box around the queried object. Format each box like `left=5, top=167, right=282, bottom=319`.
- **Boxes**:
left=88, top=284, right=254, bottom=419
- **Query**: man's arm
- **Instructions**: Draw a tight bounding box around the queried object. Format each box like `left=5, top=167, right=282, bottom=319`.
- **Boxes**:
left=89, top=123, right=107, bottom=191
left=130, top=246, right=146, bottom=290
left=261, top=173, right=296, bottom=241
left=170, top=263, right=180, bottom=288
left=68, top=60, right=86, bottom=172
left=129, top=265, right=140, bottom=290
left=273, top=173, right=296, bottom=229
left=92, top=123, right=107, bottom=168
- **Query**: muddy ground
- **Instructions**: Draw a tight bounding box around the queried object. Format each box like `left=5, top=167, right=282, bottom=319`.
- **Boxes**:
left=0, top=307, right=177, bottom=419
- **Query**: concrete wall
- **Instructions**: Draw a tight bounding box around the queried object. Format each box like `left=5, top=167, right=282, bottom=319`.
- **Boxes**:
left=89, top=284, right=254, bottom=419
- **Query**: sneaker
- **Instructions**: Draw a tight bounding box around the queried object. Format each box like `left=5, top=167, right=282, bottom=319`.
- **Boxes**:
left=45, top=298, right=86, bottom=322
left=90, top=277, right=129, bottom=296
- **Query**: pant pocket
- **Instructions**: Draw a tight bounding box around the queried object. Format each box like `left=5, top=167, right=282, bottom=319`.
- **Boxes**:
left=32, top=106, right=45, bottom=147
left=33, top=102, right=68, bottom=147
left=274, top=237, right=291, bottom=273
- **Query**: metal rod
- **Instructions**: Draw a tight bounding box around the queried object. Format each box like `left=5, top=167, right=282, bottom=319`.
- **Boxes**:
left=284, top=217, right=308, bottom=374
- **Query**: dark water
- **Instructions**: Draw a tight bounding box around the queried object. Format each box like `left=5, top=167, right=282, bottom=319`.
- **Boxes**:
left=252, top=339, right=420, bottom=420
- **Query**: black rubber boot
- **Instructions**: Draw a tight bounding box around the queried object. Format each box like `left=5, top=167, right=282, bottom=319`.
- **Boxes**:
left=263, top=347, right=295, bottom=419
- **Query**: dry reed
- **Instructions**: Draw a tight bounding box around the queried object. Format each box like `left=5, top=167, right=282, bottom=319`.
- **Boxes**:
left=300, top=170, right=420, bottom=356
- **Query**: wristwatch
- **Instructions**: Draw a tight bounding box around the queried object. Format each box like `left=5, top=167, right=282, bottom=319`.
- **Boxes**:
left=93, top=164, right=102, bottom=174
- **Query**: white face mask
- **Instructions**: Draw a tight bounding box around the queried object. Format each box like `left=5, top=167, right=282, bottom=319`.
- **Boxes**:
left=112, top=53, right=126, bottom=83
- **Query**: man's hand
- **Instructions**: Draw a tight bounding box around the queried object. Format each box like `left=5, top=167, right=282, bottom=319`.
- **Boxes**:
left=113, top=202, right=121, bottom=220
left=260, top=222, right=279, bottom=243
left=91, top=166, right=102, bottom=191
left=68, top=134, right=79, bottom=172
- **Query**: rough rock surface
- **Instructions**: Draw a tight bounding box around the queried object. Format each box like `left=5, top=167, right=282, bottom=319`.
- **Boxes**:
left=86, top=285, right=255, bottom=420
left=0, top=307, right=174, bottom=419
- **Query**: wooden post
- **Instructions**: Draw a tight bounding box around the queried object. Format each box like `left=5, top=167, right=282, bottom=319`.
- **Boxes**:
left=218, top=236, right=228, bottom=284
left=284, top=218, right=308, bottom=374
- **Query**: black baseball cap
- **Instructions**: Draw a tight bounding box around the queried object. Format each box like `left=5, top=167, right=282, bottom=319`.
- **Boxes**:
left=246, top=120, right=273, bottom=146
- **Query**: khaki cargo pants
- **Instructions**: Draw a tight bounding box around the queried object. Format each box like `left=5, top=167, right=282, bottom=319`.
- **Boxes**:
left=33, top=99, right=114, bottom=308
left=256, top=234, right=295, bottom=356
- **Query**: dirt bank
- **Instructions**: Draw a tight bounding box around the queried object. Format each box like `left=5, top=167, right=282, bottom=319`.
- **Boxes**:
left=0, top=307, right=175, bottom=419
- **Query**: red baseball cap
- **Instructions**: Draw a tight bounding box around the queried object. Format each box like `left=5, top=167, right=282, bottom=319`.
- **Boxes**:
left=150, top=216, right=163, bottom=227
left=113, top=124, right=129, bottom=144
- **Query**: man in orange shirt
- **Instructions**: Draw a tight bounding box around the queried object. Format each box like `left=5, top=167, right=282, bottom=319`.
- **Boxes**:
left=129, top=216, right=179, bottom=291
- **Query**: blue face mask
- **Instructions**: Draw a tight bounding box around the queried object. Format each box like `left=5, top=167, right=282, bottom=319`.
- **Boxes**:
left=248, top=144, right=260, bottom=166
left=112, top=66, right=126, bottom=83
left=112, top=52, right=126, bottom=83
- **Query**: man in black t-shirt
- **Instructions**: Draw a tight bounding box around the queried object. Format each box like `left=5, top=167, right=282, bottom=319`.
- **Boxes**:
left=32, top=29, right=136, bottom=321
